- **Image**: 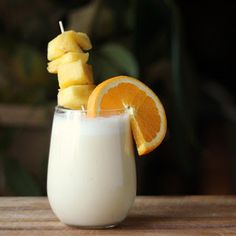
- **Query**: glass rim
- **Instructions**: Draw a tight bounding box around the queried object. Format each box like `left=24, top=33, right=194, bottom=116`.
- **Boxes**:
left=55, top=106, right=127, bottom=114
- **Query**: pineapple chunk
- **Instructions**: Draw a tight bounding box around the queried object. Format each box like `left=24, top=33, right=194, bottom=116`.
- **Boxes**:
left=58, top=84, right=96, bottom=109
left=48, top=31, right=83, bottom=61
left=47, top=52, right=89, bottom=74
left=76, top=32, right=92, bottom=50
left=47, top=31, right=92, bottom=61
left=58, top=60, right=93, bottom=88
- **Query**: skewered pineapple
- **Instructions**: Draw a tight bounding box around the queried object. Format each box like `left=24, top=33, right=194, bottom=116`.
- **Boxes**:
left=58, top=60, right=93, bottom=88
left=47, top=52, right=89, bottom=74
left=58, top=85, right=96, bottom=109
left=47, top=30, right=95, bottom=109
left=47, top=31, right=92, bottom=61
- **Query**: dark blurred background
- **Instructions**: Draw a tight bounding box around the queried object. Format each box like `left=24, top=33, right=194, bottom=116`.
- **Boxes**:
left=0, top=0, right=235, bottom=196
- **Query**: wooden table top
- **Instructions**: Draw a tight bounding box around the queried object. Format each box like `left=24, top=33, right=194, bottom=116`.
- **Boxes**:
left=0, top=196, right=236, bottom=235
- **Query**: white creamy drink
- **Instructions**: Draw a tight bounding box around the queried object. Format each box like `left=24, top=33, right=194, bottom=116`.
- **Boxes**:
left=47, top=107, right=136, bottom=227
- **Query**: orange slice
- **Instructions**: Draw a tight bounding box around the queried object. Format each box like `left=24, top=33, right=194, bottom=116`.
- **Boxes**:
left=87, top=76, right=167, bottom=156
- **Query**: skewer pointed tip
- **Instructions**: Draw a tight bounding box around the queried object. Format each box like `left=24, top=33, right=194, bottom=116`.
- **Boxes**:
left=59, top=21, right=64, bottom=33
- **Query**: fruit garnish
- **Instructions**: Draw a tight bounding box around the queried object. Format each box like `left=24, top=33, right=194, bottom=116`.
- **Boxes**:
left=58, top=84, right=96, bottom=109
left=47, top=52, right=89, bottom=74
left=48, top=31, right=84, bottom=61
left=57, top=60, right=93, bottom=88
left=47, top=30, right=92, bottom=61
left=47, top=21, right=95, bottom=110
left=87, top=76, right=167, bottom=155
left=75, top=32, right=92, bottom=51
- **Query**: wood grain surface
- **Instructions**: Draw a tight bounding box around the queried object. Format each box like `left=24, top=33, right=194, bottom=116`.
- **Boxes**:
left=0, top=196, right=236, bottom=235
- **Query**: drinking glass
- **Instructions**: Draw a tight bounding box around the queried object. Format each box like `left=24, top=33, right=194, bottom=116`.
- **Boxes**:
left=47, top=106, right=136, bottom=228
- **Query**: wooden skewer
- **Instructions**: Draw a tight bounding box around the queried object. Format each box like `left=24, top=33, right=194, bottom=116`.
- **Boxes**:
left=59, top=21, right=64, bottom=33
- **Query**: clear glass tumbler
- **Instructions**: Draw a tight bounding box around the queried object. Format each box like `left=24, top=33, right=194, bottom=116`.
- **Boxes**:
left=47, top=107, right=136, bottom=228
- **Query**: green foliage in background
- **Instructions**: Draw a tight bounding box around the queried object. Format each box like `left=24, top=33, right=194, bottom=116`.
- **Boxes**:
left=90, top=43, right=139, bottom=83
left=2, top=0, right=228, bottom=195
left=0, top=0, right=191, bottom=196
left=0, top=0, right=142, bottom=196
